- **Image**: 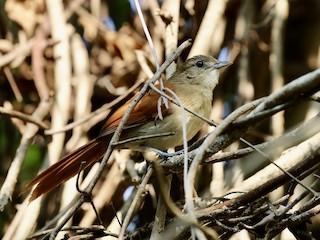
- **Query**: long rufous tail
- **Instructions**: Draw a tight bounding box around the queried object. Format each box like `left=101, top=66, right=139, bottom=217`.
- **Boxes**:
left=25, top=138, right=108, bottom=201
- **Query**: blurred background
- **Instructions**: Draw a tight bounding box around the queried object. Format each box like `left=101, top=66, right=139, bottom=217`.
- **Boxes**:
left=0, top=0, right=320, bottom=239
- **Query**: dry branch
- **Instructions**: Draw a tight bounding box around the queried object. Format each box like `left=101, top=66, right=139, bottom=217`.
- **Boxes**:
left=2, top=1, right=320, bottom=240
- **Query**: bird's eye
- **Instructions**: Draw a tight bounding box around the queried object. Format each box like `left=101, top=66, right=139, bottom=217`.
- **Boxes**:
left=196, top=61, right=204, bottom=68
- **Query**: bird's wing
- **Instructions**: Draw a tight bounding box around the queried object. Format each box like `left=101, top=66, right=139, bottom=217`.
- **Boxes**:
left=99, top=83, right=175, bottom=136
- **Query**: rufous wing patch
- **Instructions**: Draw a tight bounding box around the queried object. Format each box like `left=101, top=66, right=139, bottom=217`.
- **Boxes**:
left=99, top=83, right=175, bottom=136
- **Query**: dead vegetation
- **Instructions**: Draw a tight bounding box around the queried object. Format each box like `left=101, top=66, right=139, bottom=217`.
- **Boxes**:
left=1, top=0, right=320, bottom=239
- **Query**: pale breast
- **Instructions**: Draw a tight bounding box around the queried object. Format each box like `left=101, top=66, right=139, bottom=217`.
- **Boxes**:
left=123, top=86, right=213, bottom=151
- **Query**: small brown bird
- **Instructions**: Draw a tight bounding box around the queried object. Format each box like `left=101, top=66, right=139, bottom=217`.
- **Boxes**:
left=25, top=55, right=231, bottom=200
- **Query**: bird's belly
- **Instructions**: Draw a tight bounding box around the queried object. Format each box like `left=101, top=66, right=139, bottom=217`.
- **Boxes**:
left=122, top=114, right=184, bottom=151
left=122, top=101, right=211, bottom=151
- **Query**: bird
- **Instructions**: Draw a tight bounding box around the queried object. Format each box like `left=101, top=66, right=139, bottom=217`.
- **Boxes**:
left=25, top=55, right=232, bottom=201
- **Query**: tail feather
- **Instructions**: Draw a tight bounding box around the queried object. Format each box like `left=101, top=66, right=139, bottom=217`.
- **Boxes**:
left=25, top=138, right=108, bottom=201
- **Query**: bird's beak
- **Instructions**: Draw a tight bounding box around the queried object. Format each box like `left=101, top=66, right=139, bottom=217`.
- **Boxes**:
left=213, top=61, right=233, bottom=69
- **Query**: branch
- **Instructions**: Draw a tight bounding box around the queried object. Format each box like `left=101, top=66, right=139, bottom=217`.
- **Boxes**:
left=0, top=106, right=49, bottom=129
left=0, top=99, right=52, bottom=210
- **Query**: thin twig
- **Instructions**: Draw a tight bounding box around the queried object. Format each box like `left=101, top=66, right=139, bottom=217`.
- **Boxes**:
left=279, top=178, right=320, bottom=218
left=185, top=98, right=261, bottom=233
left=112, top=132, right=174, bottom=147
left=134, top=0, right=159, bottom=69
left=0, top=39, right=35, bottom=67
left=226, top=132, right=320, bottom=208
left=79, top=162, right=122, bottom=226
left=0, top=99, right=52, bottom=210
left=75, top=162, right=104, bottom=226
left=32, top=18, right=51, bottom=101
left=241, top=137, right=319, bottom=196
left=205, top=112, right=320, bottom=165
left=152, top=162, right=220, bottom=239
left=160, top=86, right=201, bottom=239
left=249, top=68, right=320, bottom=115
left=134, top=0, right=169, bottom=110
left=150, top=175, right=172, bottom=239
left=161, top=0, right=180, bottom=78
left=118, top=167, right=154, bottom=239
left=148, top=83, right=216, bottom=126
left=136, top=50, right=154, bottom=78
left=150, top=2, right=180, bottom=235
left=44, top=79, right=144, bottom=135
left=0, top=106, right=49, bottom=129
left=158, top=113, right=318, bottom=179
left=3, top=66, right=23, bottom=102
